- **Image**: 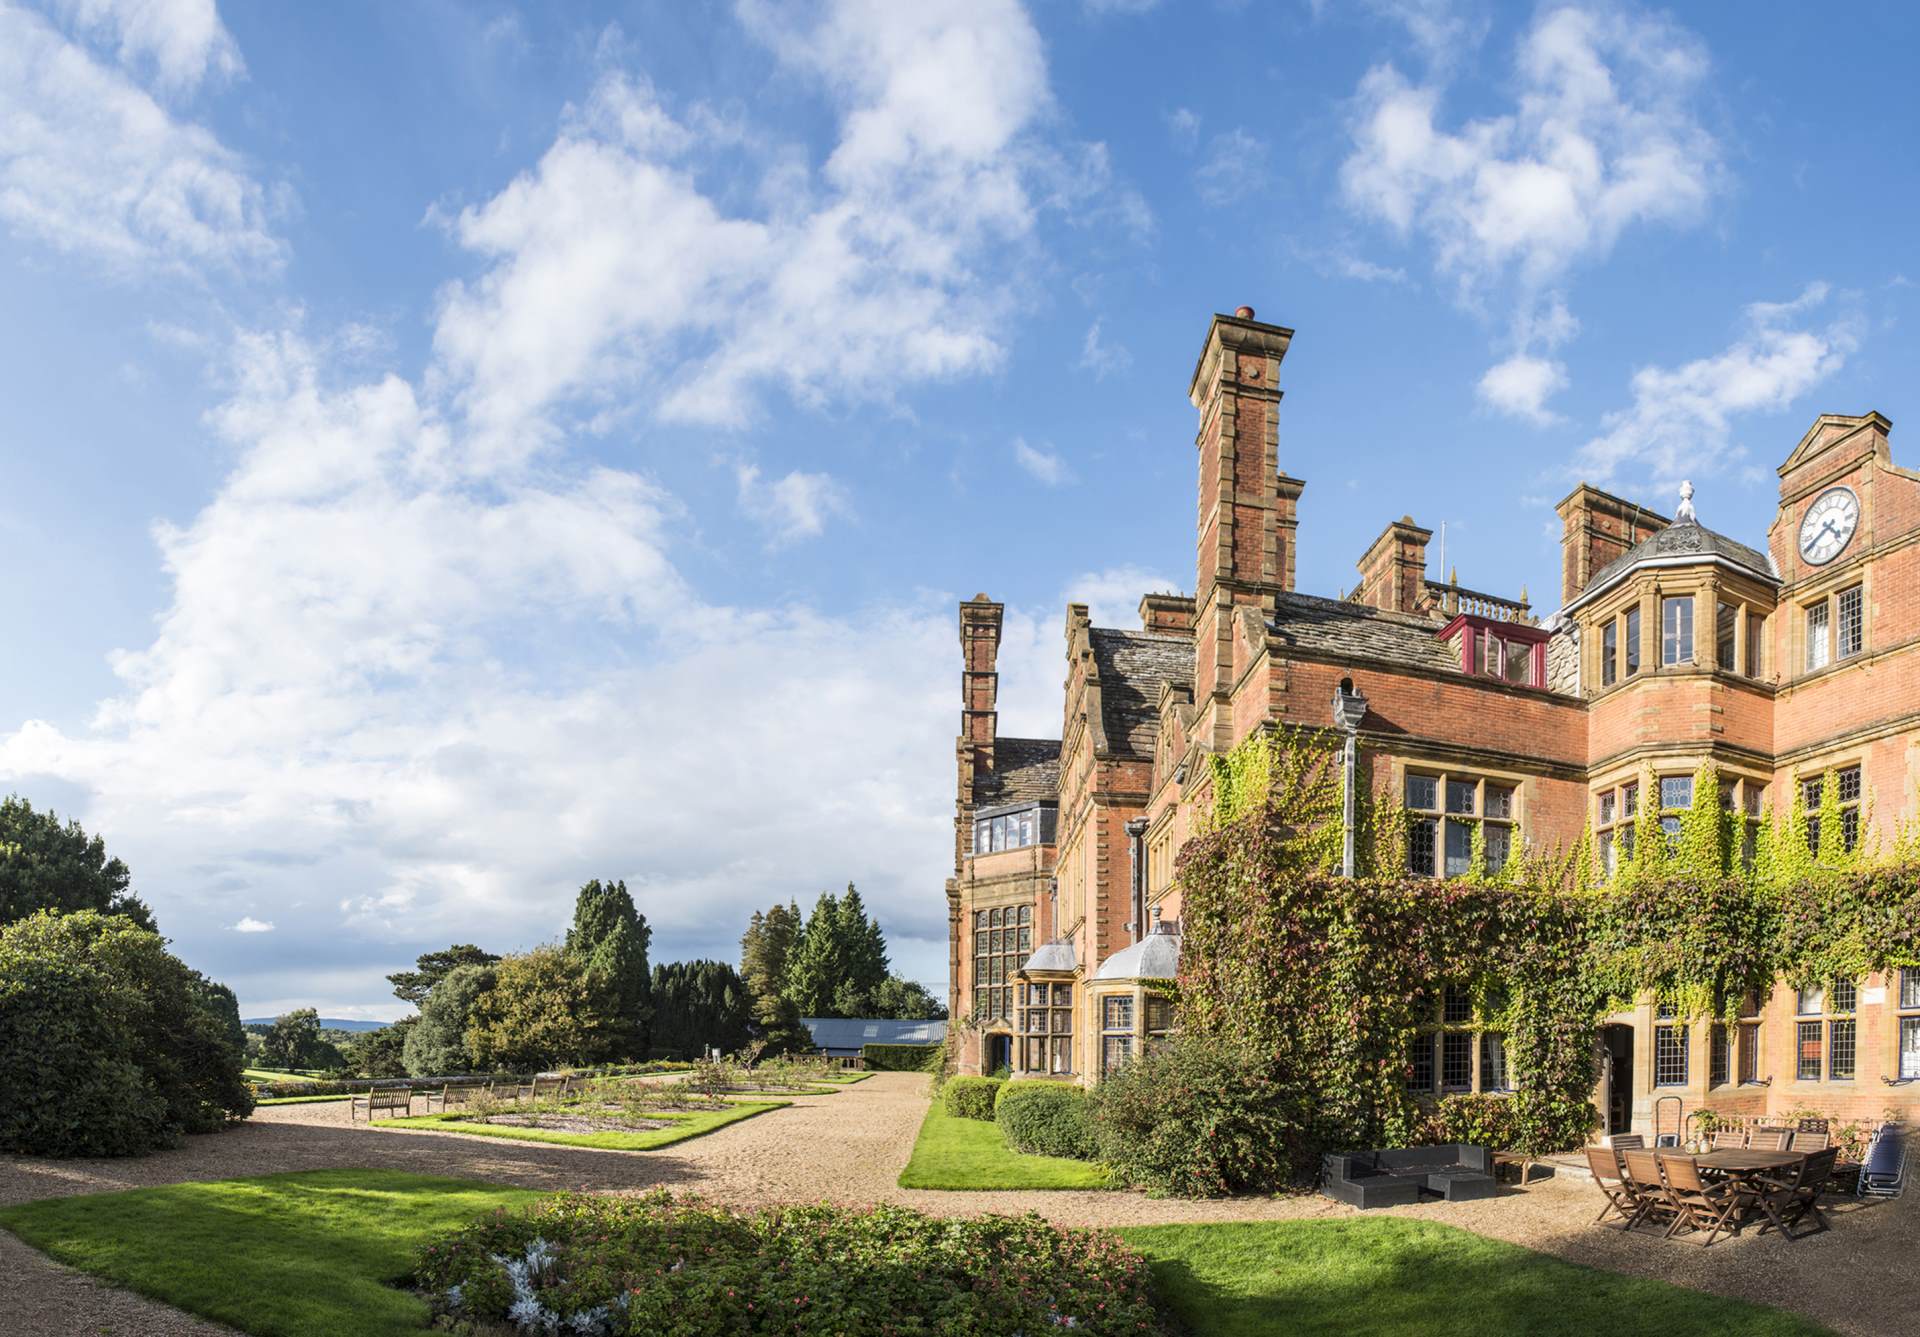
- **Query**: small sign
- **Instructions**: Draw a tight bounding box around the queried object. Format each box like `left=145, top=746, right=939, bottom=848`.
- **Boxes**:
left=1862, top=987, right=1887, bottom=1006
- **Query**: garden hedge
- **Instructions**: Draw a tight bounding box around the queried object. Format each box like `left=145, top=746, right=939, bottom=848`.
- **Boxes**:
left=861, top=1043, right=938, bottom=1072
left=994, top=1080, right=1097, bottom=1160
left=941, top=1075, right=1002, bottom=1120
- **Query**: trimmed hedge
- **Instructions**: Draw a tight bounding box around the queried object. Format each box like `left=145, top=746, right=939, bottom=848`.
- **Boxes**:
left=941, top=1075, right=1003, bottom=1121
left=862, top=1043, right=938, bottom=1072
left=994, top=1080, right=1097, bottom=1160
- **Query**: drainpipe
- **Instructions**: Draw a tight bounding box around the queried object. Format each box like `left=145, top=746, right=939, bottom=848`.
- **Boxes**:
left=1331, top=678, right=1370, bottom=878
left=1124, top=818, right=1149, bottom=943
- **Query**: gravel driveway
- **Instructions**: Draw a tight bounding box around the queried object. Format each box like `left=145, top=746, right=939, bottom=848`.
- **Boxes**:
left=3, top=1072, right=1914, bottom=1336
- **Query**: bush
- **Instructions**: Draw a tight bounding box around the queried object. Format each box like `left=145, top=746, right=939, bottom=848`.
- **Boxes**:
left=1422, top=1093, right=1516, bottom=1149
left=0, top=911, right=251, bottom=1156
left=941, top=1075, right=1003, bottom=1121
left=861, top=1042, right=937, bottom=1072
left=1086, top=1035, right=1300, bottom=1197
left=994, top=1081, right=1097, bottom=1160
left=415, top=1191, right=1170, bottom=1336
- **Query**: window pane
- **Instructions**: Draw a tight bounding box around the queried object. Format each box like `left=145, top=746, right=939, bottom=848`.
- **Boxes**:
left=1480, top=1033, right=1509, bottom=1092
left=1660, top=815, right=1681, bottom=837
left=1504, top=638, right=1532, bottom=685
left=1662, top=596, right=1693, bottom=665
left=1623, top=783, right=1638, bottom=816
left=1709, top=1024, right=1729, bottom=1086
left=1486, top=785, right=1514, bottom=820
left=1602, top=621, right=1618, bottom=686
left=1797, top=984, right=1824, bottom=1015
left=1052, top=1008, right=1070, bottom=1034
left=1717, top=601, right=1737, bottom=671
left=1738, top=1022, right=1759, bottom=1084
left=1409, top=817, right=1437, bottom=876
left=1830, top=979, right=1856, bottom=1013
left=1407, top=1033, right=1435, bottom=1092
left=1102, top=1035, right=1132, bottom=1076
left=1102, top=996, right=1134, bottom=1030
left=1807, top=601, right=1830, bottom=671
left=1485, top=824, right=1511, bottom=873
left=1903, top=968, right=1920, bottom=1011
left=1405, top=775, right=1437, bottom=811
left=1445, top=780, right=1476, bottom=815
left=1050, top=1036, right=1071, bottom=1074
left=1481, top=632, right=1500, bottom=677
left=1624, top=607, right=1641, bottom=675
left=1598, top=791, right=1615, bottom=826
left=1443, top=820, right=1473, bottom=877
left=1796, top=1020, right=1823, bottom=1080
left=1598, top=830, right=1615, bottom=876
left=975, top=821, right=990, bottom=853
left=1838, top=585, right=1863, bottom=659
left=1660, top=776, right=1693, bottom=810
left=1838, top=765, right=1862, bottom=804
left=1017, top=904, right=1031, bottom=925
left=1903, top=1018, right=1920, bottom=1081
left=1746, top=612, right=1763, bottom=677
left=1442, top=1032, right=1473, bottom=1088
left=1830, top=1020, right=1856, bottom=1081
left=1654, top=1025, right=1688, bottom=1086
left=1145, top=996, right=1173, bottom=1033
left=1443, top=985, right=1473, bottom=1024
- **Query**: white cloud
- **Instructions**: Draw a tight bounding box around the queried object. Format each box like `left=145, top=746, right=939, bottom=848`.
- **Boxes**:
left=230, top=916, right=273, bottom=933
left=1077, top=320, right=1132, bottom=379
left=1194, top=128, right=1270, bottom=207
left=1477, top=353, right=1567, bottom=424
left=0, top=1, right=279, bottom=273
left=1575, top=284, right=1859, bottom=484
left=54, top=0, right=242, bottom=92
left=1012, top=437, right=1072, bottom=486
left=734, top=463, right=851, bottom=544
left=1166, top=107, right=1200, bottom=151
left=1064, top=565, right=1182, bottom=632
left=432, top=0, right=1099, bottom=464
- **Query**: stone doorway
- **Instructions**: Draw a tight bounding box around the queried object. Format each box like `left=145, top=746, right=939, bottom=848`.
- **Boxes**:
left=1601, top=1024, right=1634, bottom=1137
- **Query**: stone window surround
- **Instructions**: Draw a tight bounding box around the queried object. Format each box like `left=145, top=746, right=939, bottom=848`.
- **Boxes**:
left=1791, top=567, right=1872, bottom=684
left=1088, top=982, right=1175, bottom=1079
left=1590, top=766, right=1767, bottom=878
left=1896, top=967, right=1920, bottom=1083
left=1401, top=764, right=1523, bottom=879
left=1582, top=569, right=1775, bottom=696
left=1792, top=978, right=1859, bottom=1084
left=1406, top=985, right=1513, bottom=1098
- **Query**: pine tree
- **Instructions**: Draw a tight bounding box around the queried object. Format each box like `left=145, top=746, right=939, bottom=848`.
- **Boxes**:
left=740, top=901, right=810, bottom=1054
left=564, top=879, right=652, bottom=1061
left=650, top=960, right=753, bottom=1059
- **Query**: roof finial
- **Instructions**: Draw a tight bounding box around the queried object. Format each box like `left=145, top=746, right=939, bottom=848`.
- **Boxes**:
left=1676, top=479, right=1696, bottom=524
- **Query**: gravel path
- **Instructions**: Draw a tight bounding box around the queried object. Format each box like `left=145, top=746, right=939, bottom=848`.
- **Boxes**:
left=3, top=1073, right=1914, bottom=1336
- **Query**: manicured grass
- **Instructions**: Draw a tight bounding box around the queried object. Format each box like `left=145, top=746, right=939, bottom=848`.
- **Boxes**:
left=1115, top=1219, right=1833, bottom=1337
left=256, top=1094, right=351, bottom=1106
left=242, top=1068, right=326, bottom=1082
left=0, top=1169, right=539, bottom=1337
left=896, top=1101, right=1112, bottom=1189
left=381, top=1099, right=786, bottom=1151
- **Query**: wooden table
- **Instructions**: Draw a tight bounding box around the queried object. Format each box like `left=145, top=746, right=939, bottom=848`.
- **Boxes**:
left=1692, top=1149, right=1802, bottom=1174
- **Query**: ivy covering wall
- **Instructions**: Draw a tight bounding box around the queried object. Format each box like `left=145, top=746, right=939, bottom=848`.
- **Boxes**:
left=1172, top=729, right=1920, bottom=1172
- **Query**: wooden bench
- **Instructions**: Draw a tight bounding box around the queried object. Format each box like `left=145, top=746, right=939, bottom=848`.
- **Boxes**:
left=1493, top=1150, right=1543, bottom=1186
left=529, top=1075, right=571, bottom=1102
left=350, top=1087, right=412, bottom=1122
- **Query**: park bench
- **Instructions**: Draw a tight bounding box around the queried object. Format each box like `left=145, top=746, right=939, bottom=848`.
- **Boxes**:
left=350, top=1086, right=412, bottom=1122
left=529, top=1075, right=571, bottom=1101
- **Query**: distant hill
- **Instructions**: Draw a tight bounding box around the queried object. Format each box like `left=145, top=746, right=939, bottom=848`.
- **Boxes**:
left=242, top=1017, right=389, bottom=1032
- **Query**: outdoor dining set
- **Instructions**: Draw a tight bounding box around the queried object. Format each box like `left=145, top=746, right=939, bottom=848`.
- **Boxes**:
left=1587, top=1124, right=1843, bottom=1247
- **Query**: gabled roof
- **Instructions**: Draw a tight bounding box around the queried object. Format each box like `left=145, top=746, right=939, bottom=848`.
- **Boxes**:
left=1088, top=628, right=1190, bottom=759
left=1269, top=591, right=1463, bottom=674
left=799, top=1017, right=945, bottom=1052
left=1574, top=518, right=1777, bottom=609
left=974, top=736, right=1060, bottom=805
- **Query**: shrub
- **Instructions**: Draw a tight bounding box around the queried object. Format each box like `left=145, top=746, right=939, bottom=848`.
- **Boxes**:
left=415, top=1191, right=1170, bottom=1336
left=941, top=1075, right=1002, bottom=1120
left=1422, top=1093, right=1516, bottom=1149
left=1086, top=1034, right=1300, bottom=1197
left=0, top=911, right=251, bottom=1156
left=861, top=1042, right=937, bottom=1072
left=994, top=1080, right=1097, bottom=1159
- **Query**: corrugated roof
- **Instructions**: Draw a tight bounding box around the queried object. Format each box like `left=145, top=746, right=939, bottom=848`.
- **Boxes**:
left=1585, top=520, right=1777, bottom=592
left=974, top=736, right=1060, bottom=805
left=1089, top=628, right=1190, bottom=759
left=1270, top=591, right=1462, bottom=674
left=799, top=1017, right=946, bottom=1053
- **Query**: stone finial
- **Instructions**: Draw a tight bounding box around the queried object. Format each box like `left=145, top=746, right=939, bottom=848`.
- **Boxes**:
left=1675, top=480, right=1697, bottom=524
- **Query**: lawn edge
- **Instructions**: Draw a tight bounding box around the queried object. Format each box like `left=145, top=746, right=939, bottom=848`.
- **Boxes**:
left=374, top=1099, right=788, bottom=1152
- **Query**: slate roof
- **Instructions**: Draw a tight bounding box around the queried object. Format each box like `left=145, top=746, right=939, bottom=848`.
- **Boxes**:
left=1269, top=591, right=1462, bottom=674
left=1583, top=519, right=1777, bottom=595
left=1022, top=941, right=1078, bottom=974
left=1088, top=627, right=1190, bottom=759
left=974, top=736, right=1061, bottom=805
left=1092, top=930, right=1181, bottom=981
left=799, top=1017, right=946, bottom=1055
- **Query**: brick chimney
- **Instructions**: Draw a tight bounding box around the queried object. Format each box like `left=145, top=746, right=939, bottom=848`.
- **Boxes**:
left=955, top=595, right=1001, bottom=872
left=1353, top=516, right=1432, bottom=615
left=1554, top=484, right=1669, bottom=605
left=1138, top=592, right=1197, bottom=635
left=1188, top=305, right=1298, bottom=751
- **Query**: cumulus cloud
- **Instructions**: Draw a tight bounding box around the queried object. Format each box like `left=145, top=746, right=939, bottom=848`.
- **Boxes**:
left=0, top=1, right=280, bottom=273
left=1477, top=353, right=1568, bottom=424
left=432, top=0, right=1105, bottom=464
left=1064, top=564, right=1182, bottom=631
left=1077, top=320, right=1132, bottom=379
left=53, top=0, right=242, bottom=92
left=1012, top=438, right=1072, bottom=486
left=1166, top=107, right=1201, bottom=151
left=230, top=916, right=273, bottom=933
left=735, top=463, right=851, bottom=544
left=1574, top=284, right=1859, bottom=485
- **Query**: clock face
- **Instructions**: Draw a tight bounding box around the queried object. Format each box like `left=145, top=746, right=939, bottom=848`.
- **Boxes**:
left=1799, top=487, right=1859, bottom=566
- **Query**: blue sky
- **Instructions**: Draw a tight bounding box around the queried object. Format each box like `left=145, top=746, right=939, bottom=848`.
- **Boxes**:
left=1, top=0, right=1915, bottom=1019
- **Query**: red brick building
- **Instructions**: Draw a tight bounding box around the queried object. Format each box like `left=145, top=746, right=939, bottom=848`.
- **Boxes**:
left=947, top=306, right=1920, bottom=1140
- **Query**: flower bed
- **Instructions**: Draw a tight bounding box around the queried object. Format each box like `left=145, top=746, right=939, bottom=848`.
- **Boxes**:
left=413, top=1192, right=1169, bottom=1335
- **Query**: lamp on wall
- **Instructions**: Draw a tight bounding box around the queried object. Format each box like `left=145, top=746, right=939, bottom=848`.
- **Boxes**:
left=1332, top=677, right=1369, bottom=877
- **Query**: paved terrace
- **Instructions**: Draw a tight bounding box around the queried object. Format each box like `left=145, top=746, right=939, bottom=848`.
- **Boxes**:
left=2, top=1073, right=1913, bottom=1337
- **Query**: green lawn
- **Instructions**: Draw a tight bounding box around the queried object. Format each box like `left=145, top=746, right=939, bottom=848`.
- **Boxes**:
left=255, top=1094, right=351, bottom=1106
left=0, top=1175, right=1832, bottom=1337
left=896, top=1101, right=1113, bottom=1189
left=1115, top=1219, right=1833, bottom=1337
left=0, top=1170, right=540, bottom=1337
left=242, top=1068, right=327, bottom=1082
left=380, top=1099, right=785, bottom=1151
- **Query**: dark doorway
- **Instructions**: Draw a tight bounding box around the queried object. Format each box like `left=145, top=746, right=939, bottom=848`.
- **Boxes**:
left=1603, top=1025, right=1634, bottom=1136
left=985, top=1034, right=1012, bottom=1076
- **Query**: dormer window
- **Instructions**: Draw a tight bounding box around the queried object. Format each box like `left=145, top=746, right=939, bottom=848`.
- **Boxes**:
left=973, top=804, right=1055, bottom=854
left=1439, top=615, right=1546, bottom=689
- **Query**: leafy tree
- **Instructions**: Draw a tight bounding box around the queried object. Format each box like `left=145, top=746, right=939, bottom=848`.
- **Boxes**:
left=259, top=1009, right=323, bottom=1071
left=404, top=963, right=497, bottom=1077
left=191, top=976, right=246, bottom=1053
left=783, top=884, right=889, bottom=1018
left=650, top=959, right=753, bottom=1058
left=344, top=1018, right=415, bottom=1078
left=387, top=943, right=501, bottom=1006
left=0, top=910, right=250, bottom=1155
left=0, top=795, right=154, bottom=930
left=563, top=879, right=652, bottom=1061
left=466, top=946, right=610, bottom=1071
left=861, top=975, right=948, bottom=1022
left=739, top=902, right=810, bottom=1053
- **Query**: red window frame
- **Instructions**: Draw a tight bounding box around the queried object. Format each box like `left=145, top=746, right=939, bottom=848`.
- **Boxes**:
left=1438, top=614, right=1550, bottom=689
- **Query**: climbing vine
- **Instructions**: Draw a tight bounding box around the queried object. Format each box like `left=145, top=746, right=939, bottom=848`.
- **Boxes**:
left=1173, top=729, right=1920, bottom=1172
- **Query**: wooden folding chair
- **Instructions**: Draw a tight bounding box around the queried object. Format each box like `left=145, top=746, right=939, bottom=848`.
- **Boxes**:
left=1789, top=1128, right=1830, bottom=1152
left=1711, top=1129, right=1748, bottom=1151
left=1586, top=1146, right=1636, bottom=1226
left=1657, top=1154, right=1750, bottom=1246
left=1748, top=1127, right=1792, bottom=1152
left=1610, top=1133, right=1646, bottom=1151
left=1622, top=1150, right=1675, bottom=1232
